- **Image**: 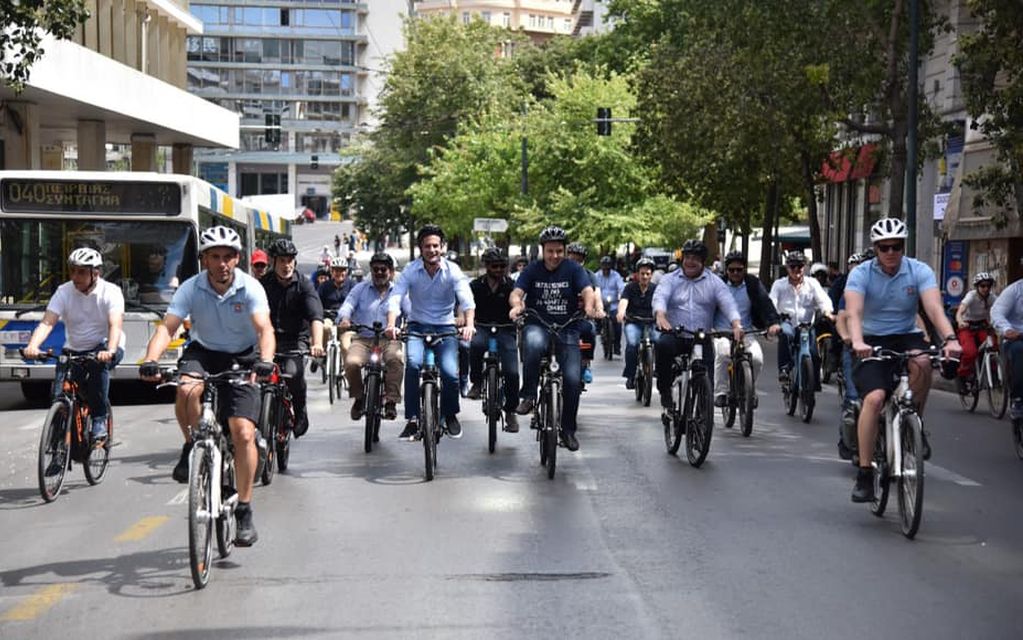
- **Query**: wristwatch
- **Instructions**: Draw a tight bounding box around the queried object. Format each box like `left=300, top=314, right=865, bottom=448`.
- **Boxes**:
left=944, top=334, right=958, bottom=342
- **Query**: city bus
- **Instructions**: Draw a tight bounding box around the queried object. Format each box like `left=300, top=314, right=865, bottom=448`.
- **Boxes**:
left=0, top=171, right=292, bottom=401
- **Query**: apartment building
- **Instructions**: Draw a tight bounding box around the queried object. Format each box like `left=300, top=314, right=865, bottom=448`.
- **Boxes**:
left=414, top=0, right=577, bottom=44
left=0, top=0, right=237, bottom=172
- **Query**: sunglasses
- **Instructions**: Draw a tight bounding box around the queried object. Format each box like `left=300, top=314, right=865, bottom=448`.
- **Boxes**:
left=978, top=283, right=991, bottom=288
left=876, top=242, right=904, bottom=253
left=786, top=264, right=804, bottom=270
left=726, top=267, right=745, bottom=273
left=371, top=267, right=390, bottom=274
left=253, top=263, right=268, bottom=269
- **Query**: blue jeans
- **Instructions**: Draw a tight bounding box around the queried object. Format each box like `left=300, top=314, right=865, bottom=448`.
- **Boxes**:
left=1003, top=339, right=1023, bottom=401
left=622, top=321, right=660, bottom=380
left=52, top=345, right=124, bottom=420
left=469, top=329, right=520, bottom=411
left=842, top=347, right=858, bottom=404
left=777, top=321, right=819, bottom=375
left=520, top=323, right=582, bottom=434
left=404, top=323, right=460, bottom=420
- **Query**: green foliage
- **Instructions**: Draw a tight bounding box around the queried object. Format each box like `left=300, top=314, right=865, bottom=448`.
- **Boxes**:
left=0, top=0, right=90, bottom=92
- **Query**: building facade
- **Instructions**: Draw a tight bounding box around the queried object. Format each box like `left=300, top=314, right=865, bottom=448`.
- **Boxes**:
left=570, top=0, right=610, bottom=36
left=0, top=0, right=238, bottom=172
left=414, top=0, right=577, bottom=44
left=186, top=0, right=409, bottom=214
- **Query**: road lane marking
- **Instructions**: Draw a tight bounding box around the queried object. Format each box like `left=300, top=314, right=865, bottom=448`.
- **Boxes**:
left=0, top=584, right=76, bottom=621
left=926, top=463, right=982, bottom=487
left=167, top=489, right=188, bottom=505
left=114, top=516, right=170, bottom=542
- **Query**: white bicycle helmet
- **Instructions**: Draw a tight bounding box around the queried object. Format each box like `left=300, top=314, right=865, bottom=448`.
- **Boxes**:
left=809, top=262, right=828, bottom=277
left=68, top=247, right=103, bottom=268
left=199, top=226, right=242, bottom=253
left=329, top=257, right=349, bottom=269
left=973, top=271, right=994, bottom=286
left=869, top=217, right=908, bottom=242
left=846, top=252, right=862, bottom=265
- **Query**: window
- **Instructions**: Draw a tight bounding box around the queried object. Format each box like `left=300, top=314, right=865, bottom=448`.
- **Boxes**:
left=547, top=16, right=554, bottom=29
left=462, top=11, right=470, bottom=24
left=339, top=73, right=353, bottom=96
left=241, top=39, right=261, bottom=63
left=481, top=11, right=491, bottom=23
left=502, top=12, right=510, bottom=27
left=262, top=39, right=280, bottom=63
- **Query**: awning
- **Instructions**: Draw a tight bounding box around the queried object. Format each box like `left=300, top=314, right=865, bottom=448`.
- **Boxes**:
left=941, top=140, right=1022, bottom=241
left=821, top=144, right=879, bottom=183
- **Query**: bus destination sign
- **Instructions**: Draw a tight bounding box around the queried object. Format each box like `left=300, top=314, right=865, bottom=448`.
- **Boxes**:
left=0, top=179, right=182, bottom=215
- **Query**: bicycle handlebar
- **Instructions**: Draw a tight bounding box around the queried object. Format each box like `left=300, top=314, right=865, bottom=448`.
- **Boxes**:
left=624, top=315, right=655, bottom=323
left=20, top=348, right=101, bottom=363
left=518, top=309, right=587, bottom=334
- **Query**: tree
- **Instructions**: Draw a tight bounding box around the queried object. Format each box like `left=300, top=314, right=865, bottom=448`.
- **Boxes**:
left=956, top=0, right=1023, bottom=225
left=1, top=0, right=90, bottom=91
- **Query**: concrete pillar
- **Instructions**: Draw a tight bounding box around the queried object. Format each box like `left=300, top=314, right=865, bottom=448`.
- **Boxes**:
left=228, top=161, right=238, bottom=196
left=157, top=16, right=170, bottom=83
left=131, top=133, right=157, bottom=171
left=77, top=119, right=107, bottom=171
left=98, top=0, right=113, bottom=57
left=172, top=143, right=193, bottom=174
left=288, top=162, right=298, bottom=203
left=2, top=102, right=41, bottom=169
left=111, top=0, right=126, bottom=64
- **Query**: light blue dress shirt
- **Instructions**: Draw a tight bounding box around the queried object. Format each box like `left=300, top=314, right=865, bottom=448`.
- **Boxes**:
left=388, top=258, right=475, bottom=325
left=991, top=279, right=1023, bottom=336
left=593, top=269, right=625, bottom=309
left=714, top=280, right=753, bottom=330
left=652, top=268, right=739, bottom=331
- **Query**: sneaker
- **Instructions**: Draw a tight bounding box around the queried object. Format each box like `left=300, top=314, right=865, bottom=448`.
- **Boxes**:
left=515, top=398, right=534, bottom=415
left=851, top=467, right=874, bottom=503
left=778, top=369, right=790, bottom=384
left=922, top=430, right=932, bottom=461
left=90, top=416, right=108, bottom=441
left=582, top=367, right=593, bottom=384
left=625, top=378, right=635, bottom=390
left=350, top=397, right=365, bottom=421
left=399, top=420, right=419, bottom=441
left=234, top=502, right=258, bottom=547
left=713, top=394, right=728, bottom=408
left=1010, top=399, right=1023, bottom=420
left=467, top=382, right=483, bottom=400
left=560, top=431, right=580, bottom=451
left=504, top=410, right=519, bottom=433
left=444, top=415, right=462, bottom=439
left=172, top=441, right=192, bottom=484
left=384, top=401, right=398, bottom=421
left=293, top=413, right=309, bottom=438
left=661, top=407, right=673, bottom=427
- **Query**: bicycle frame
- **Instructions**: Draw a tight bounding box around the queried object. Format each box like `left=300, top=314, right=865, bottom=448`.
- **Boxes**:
left=792, top=322, right=814, bottom=392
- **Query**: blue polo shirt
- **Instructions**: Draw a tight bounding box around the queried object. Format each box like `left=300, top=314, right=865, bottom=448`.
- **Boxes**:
left=844, top=257, right=937, bottom=336
left=167, top=268, right=269, bottom=353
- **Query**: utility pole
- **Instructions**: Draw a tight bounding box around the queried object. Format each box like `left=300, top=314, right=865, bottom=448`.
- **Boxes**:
left=906, top=0, right=920, bottom=257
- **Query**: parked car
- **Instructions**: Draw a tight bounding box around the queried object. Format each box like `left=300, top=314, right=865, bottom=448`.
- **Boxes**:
left=641, top=247, right=672, bottom=269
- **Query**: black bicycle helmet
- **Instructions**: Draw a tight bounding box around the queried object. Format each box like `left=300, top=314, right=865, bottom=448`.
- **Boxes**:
left=681, top=239, right=708, bottom=261
left=600, top=255, right=614, bottom=267
left=634, top=257, right=656, bottom=270
left=268, top=238, right=298, bottom=258
left=416, top=224, right=445, bottom=245
left=482, top=247, right=508, bottom=265
left=784, top=250, right=807, bottom=266
left=723, top=250, right=746, bottom=266
left=538, top=225, right=567, bottom=245
left=566, top=242, right=587, bottom=257
left=369, top=252, right=395, bottom=269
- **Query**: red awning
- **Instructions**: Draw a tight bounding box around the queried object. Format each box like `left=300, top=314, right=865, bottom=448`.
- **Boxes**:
left=821, top=144, right=878, bottom=183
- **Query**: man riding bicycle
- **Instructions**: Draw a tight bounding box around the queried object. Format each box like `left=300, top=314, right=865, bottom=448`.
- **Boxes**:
left=594, top=255, right=625, bottom=356
left=466, top=248, right=520, bottom=432
left=652, top=239, right=742, bottom=424
left=834, top=249, right=872, bottom=460
left=140, top=226, right=275, bottom=546
left=991, top=276, right=1023, bottom=421
left=24, top=248, right=125, bottom=443
left=510, top=226, right=599, bottom=451
left=712, top=251, right=781, bottom=408
left=955, top=272, right=998, bottom=384
left=845, top=217, right=960, bottom=503
left=338, top=252, right=407, bottom=424
left=317, top=256, right=353, bottom=361
left=770, top=250, right=834, bottom=385
left=386, top=224, right=475, bottom=441
left=617, top=257, right=659, bottom=389
left=566, top=243, right=602, bottom=384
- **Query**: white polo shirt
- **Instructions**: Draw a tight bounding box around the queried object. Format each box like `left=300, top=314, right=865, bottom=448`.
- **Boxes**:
left=46, top=278, right=126, bottom=351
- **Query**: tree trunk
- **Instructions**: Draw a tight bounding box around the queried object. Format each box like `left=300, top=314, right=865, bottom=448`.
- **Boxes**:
left=888, top=114, right=908, bottom=219
left=801, top=151, right=823, bottom=262
left=759, top=181, right=778, bottom=285
left=702, top=221, right=719, bottom=263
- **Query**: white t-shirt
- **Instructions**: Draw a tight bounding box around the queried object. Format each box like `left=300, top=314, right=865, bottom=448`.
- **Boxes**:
left=46, top=278, right=126, bottom=351
left=769, top=276, right=833, bottom=324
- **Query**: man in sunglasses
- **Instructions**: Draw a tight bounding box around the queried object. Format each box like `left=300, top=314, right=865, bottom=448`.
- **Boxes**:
left=769, top=250, right=834, bottom=385
left=845, top=217, right=961, bottom=503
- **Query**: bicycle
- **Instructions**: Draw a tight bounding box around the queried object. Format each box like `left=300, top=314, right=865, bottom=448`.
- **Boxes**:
left=350, top=322, right=389, bottom=453
left=325, top=324, right=345, bottom=406
left=781, top=318, right=817, bottom=423
left=158, top=366, right=251, bottom=588
left=625, top=315, right=656, bottom=407
left=661, top=326, right=714, bottom=467
left=816, top=322, right=839, bottom=385
left=256, top=350, right=304, bottom=481
left=600, top=296, right=615, bottom=360
left=860, top=345, right=942, bottom=539
left=955, top=324, right=1007, bottom=419
left=719, top=329, right=767, bottom=437
left=475, top=321, right=517, bottom=454
left=403, top=329, right=458, bottom=481
left=521, top=309, right=585, bottom=479
left=27, top=349, right=114, bottom=503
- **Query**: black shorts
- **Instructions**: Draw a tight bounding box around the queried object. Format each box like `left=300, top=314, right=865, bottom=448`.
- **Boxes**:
left=852, top=333, right=930, bottom=399
left=178, top=343, right=261, bottom=426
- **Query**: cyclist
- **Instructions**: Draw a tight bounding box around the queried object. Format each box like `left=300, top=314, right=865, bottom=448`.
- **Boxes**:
left=140, top=226, right=274, bottom=546
left=955, top=272, right=998, bottom=384
left=711, top=251, right=781, bottom=408
left=250, top=249, right=269, bottom=279
left=338, top=252, right=407, bottom=423
left=466, top=247, right=520, bottom=432
left=386, top=224, right=475, bottom=441
left=319, top=244, right=332, bottom=266
left=318, top=256, right=353, bottom=358
left=834, top=250, right=871, bottom=460
left=769, top=250, right=834, bottom=385
left=991, top=277, right=1023, bottom=421
left=23, top=248, right=125, bottom=443
left=566, top=243, right=601, bottom=384
left=594, top=255, right=625, bottom=356
left=510, top=226, right=599, bottom=451
left=845, top=217, right=961, bottom=502
left=511, top=255, right=529, bottom=278
left=260, top=238, right=325, bottom=438
left=653, top=239, right=742, bottom=424
left=617, top=257, right=659, bottom=389
left=810, top=262, right=830, bottom=288
left=311, top=267, right=329, bottom=289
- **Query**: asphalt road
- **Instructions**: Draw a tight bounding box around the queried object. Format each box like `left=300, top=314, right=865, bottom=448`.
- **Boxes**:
left=1, top=341, right=1022, bottom=639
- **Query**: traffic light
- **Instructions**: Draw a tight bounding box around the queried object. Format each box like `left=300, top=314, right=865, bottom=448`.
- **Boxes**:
left=311, top=154, right=319, bottom=170
left=596, top=107, right=612, bottom=136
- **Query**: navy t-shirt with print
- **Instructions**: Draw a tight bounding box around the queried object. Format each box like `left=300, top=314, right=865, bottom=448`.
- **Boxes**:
left=515, top=259, right=592, bottom=324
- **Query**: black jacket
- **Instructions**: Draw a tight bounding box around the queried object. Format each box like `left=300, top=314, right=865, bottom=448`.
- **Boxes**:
left=261, top=272, right=324, bottom=350
left=719, top=273, right=780, bottom=330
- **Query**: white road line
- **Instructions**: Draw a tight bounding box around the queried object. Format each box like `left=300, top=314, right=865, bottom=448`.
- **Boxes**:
left=926, top=463, right=983, bottom=487
left=167, top=489, right=188, bottom=505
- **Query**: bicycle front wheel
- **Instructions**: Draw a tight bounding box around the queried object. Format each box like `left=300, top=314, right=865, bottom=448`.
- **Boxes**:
left=422, top=382, right=437, bottom=481
left=958, top=375, right=979, bottom=412
left=364, top=373, right=380, bottom=453
left=84, top=401, right=112, bottom=485
left=799, top=356, right=815, bottom=423
left=641, top=349, right=653, bottom=407
left=685, top=374, right=714, bottom=467
left=258, top=389, right=275, bottom=485
left=870, top=426, right=890, bottom=517
left=216, top=455, right=236, bottom=558
left=486, top=365, right=499, bottom=454
left=544, top=380, right=561, bottom=479
left=328, top=349, right=337, bottom=406
left=188, top=446, right=214, bottom=589
left=665, top=376, right=684, bottom=455
left=897, top=412, right=925, bottom=538
left=38, top=401, right=70, bottom=503
left=738, top=360, right=755, bottom=438
left=722, top=367, right=737, bottom=430
left=986, top=353, right=1008, bottom=419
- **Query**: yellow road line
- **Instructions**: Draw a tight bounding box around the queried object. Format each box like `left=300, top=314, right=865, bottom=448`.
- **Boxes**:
left=114, top=515, right=170, bottom=542
left=0, top=583, right=76, bottom=621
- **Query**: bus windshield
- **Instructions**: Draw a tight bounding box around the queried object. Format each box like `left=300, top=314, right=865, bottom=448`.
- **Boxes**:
left=0, top=219, right=198, bottom=308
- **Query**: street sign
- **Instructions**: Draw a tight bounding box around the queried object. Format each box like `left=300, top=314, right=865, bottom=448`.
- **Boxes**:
left=473, top=217, right=509, bottom=233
